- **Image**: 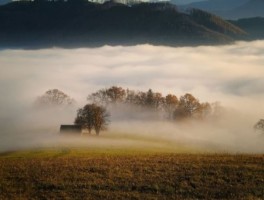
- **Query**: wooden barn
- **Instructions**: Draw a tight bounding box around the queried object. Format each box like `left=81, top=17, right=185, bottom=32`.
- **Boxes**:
left=60, top=125, right=82, bottom=135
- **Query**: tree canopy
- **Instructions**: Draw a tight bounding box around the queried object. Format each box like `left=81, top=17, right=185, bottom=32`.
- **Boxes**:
left=88, top=86, right=218, bottom=121
left=74, top=103, right=110, bottom=135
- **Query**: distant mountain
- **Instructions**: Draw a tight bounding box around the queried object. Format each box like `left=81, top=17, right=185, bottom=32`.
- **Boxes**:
left=178, top=0, right=249, bottom=12
left=0, top=1, right=246, bottom=48
left=189, top=9, right=245, bottom=35
left=179, top=0, right=264, bottom=20
left=230, top=17, right=264, bottom=39
left=220, top=0, right=264, bottom=19
left=0, top=0, right=11, bottom=5
left=170, top=0, right=202, bottom=5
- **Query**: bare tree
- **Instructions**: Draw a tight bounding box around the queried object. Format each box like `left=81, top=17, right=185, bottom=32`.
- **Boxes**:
left=74, top=104, right=110, bottom=135
left=35, top=89, right=75, bottom=107
left=88, top=86, right=126, bottom=105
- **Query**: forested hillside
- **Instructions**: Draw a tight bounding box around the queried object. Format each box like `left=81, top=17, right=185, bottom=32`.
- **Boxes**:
left=0, top=0, right=246, bottom=48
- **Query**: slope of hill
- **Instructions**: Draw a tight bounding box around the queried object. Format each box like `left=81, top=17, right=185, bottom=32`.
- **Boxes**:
left=179, top=0, right=264, bottom=20
left=230, top=17, right=264, bottom=39
left=0, top=1, right=246, bottom=48
left=179, top=0, right=249, bottom=12
left=189, top=9, right=246, bottom=35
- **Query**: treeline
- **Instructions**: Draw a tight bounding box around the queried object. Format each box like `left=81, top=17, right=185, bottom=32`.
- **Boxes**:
left=34, top=88, right=263, bottom=135
left=35, top=87, right=221, bottom=134
left=88, top=86, right=220, bottom=121
left=35, top=87, right=222, bottom=121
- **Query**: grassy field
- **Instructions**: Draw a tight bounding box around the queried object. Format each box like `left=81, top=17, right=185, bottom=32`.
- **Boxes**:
left=0, top=149, right=263, bottom=200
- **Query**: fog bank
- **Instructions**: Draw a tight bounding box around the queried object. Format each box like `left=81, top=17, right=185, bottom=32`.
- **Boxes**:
left=0, top=41, right=264, bottom=153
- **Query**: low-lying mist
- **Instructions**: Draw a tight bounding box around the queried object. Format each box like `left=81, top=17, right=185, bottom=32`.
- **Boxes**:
left=0, top=40, right=264, bottom=153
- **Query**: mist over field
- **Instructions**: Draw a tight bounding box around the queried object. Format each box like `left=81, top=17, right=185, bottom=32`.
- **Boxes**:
left=0, top=40, right=264, bottom=153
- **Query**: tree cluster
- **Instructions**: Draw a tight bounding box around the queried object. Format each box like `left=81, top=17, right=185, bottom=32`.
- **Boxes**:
left=88, top=86, right=219, bottom=121
left=35, top=87, right=221, bottom=136
left=74, top=104, right=110, bottom=135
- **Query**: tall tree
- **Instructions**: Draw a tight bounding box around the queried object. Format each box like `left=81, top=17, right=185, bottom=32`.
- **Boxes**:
left=105, top=86, right=126, bottom=104
left=164, top=94, right=179, bottom=119
left=145, top=89, right=164, bottom=110
left=93, top=105, right=110, bottom=135
left=74, top=104, right=95, bottom=134
left=173, top=93, right=201, bottom=120
left=74, top=104, right=110, bottom=135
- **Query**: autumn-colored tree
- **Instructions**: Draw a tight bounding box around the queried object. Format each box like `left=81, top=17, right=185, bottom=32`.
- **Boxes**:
left=173, top=93, right=201, bottom=120
left=164, top=94, right=179, bottom=119
left=93, top=105, right=110, bottom=135
left=144, top=89, right=164, bottom=110
left=74, top=104, right=95, bottom=134
left=133, top=91, right=147, bottom=106
left=105, top=86, right=126, bottom=104
left=87, top=86, right=216, bottom=122
left=180, top=93, right=201, bottom=115
left=74, top=104, right=110, bottom=135
left=173, top=106, right=189, bottom=120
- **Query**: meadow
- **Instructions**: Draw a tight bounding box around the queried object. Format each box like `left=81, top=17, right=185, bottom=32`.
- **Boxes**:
left=0, top=148, right=263, bottom=200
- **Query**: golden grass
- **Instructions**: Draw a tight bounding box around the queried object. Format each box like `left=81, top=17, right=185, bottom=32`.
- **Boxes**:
left=0, top=149, right=263, bottom=199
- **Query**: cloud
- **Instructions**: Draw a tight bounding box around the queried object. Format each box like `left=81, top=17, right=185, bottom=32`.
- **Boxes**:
left=0, top=40, right=264, bottom=153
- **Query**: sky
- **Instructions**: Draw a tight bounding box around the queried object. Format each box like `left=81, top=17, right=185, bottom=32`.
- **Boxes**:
left=0, top=0, right=11, bottom=5
left=0, top=0, right=203, bottom=5
left=169, top=0, right=202, bottom=4
left=0, top=40, right=264, bottom=153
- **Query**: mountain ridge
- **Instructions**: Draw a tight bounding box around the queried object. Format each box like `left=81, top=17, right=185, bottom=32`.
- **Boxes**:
left=178, top=0, right=249, bottom=12
left=180, top=0, right=264, bottom=19
left=0, top=1, right=247, bottom=48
